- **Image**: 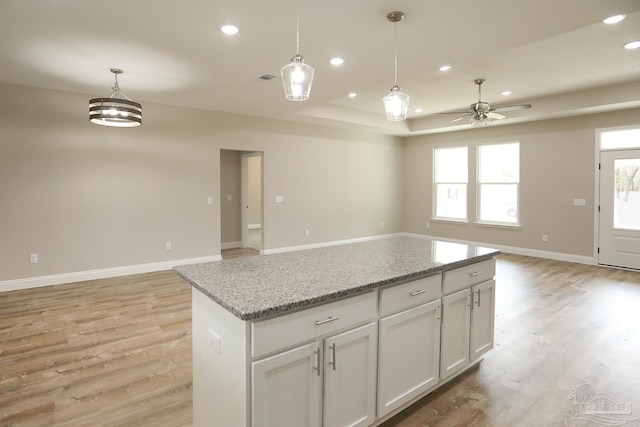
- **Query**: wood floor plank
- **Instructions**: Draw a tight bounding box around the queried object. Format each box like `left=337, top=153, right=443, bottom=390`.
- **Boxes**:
left=1, top=254, right=639, bottom=426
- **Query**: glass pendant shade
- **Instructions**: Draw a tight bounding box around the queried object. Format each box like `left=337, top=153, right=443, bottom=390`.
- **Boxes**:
left=89, top=68, right=142, bottom=127
left=89, top=98, right=142, bottom=127
left=383, top=85, right=410, bottom=121
left=281, top=54, right=314, bottom=101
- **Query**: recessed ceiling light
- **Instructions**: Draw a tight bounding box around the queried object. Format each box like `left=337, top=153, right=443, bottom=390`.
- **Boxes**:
left=220, top=24, right=239, bottom=35
left=329, top=57, right=345, bottom=66
left=501, top=90, right=512, bottom=96
left=348, top=92, right=357, bottom=98
left=414, top=108, right=423, bottom=113
left=603, top=14, right=625, bottom=24
left=439, top=65, right=452, bottom=72
left=624, top=40, right=640, bottom=50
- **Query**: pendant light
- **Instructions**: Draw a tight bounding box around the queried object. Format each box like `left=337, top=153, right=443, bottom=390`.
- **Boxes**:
left=383, top=11, right=409, bottom=121
left=281, top=0, right=314, bottom=101
left=89, top=68, right=142, bottom=127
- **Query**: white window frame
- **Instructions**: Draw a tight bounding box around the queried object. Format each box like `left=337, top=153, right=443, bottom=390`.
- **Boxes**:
left=433, top=146, right=468, bottom=222
left=476, top=142, right=520, bottom=227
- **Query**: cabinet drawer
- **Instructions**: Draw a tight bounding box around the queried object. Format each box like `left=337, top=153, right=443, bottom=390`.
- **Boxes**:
left=251, top=291, right=377, bottom=359
left=442, top=259, right=495, bottom=295
left=379, top=274, right=441, bottom=317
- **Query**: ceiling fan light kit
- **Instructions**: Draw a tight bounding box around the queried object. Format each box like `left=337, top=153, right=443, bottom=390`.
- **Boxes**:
left=383, top=11, right=410, bottom=121
left=281, top=0, right=314, bottom=101
left=89, top=68, right=142, bottom=127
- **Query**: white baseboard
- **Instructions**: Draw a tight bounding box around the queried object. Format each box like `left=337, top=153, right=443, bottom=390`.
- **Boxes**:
left=0, top=255, right=221, bottom=293
left=262, top=233, right=399, bottom=255
left=221, top=241, right=242, bottom=250
left=401, top=232, right=595, bottom=265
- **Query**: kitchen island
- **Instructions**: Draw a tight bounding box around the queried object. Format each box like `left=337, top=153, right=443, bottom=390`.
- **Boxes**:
left=174, top=235, right=499, bottom=427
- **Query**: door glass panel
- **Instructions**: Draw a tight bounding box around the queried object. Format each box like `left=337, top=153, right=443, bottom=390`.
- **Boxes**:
left=613, top=158, right=640, bottom=230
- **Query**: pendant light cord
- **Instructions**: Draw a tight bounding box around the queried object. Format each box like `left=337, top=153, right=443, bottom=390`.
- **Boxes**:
left=393, top=21, right=398, bottom=86
left=296, top=0, right=301, bottom=54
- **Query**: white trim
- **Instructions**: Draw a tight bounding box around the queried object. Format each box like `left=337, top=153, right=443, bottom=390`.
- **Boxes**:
left=0, top=255, right=220, bottom=293
left=401, top=232, right=595, bottom=265
left=221, top=241, right=243, bottom=250
left=262, top=233, right=399, bottom=255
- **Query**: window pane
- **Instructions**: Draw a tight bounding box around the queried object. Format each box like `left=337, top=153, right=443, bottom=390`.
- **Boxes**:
left=614, top=158, right=640, bottom=230
left=436, top=184, right=467, bottom=219
left=601, top=128, right=640, bottom=150
left=435, top=147, right=467, bottom=182
left=479, top=184, right=518, bottom=223
left=479, top=143, right=519, bottom=182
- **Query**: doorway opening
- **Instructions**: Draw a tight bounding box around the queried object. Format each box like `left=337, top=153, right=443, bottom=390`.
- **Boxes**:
left=220, top=150, right=263, bottom=259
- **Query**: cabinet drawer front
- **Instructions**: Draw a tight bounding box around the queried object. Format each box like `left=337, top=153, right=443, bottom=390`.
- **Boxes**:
left=442, top=259, right=495, bottom=295
left=252, top=291, right=377, bottom=359
left=379, top=274, right=441, bottom=316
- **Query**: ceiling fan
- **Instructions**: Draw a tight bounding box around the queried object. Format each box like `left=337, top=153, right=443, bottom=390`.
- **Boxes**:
left=440, top=79, right=532, bottom=126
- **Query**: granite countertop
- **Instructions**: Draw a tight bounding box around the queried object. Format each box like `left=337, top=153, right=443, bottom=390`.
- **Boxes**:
left=173, top=235, right=499, bottom=321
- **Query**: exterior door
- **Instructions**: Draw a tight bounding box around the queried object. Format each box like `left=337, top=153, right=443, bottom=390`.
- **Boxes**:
left=599, top=150, right=640, bottom=269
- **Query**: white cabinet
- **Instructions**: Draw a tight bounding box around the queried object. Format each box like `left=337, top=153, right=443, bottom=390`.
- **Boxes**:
left=251, top=343, right=322, bottom=427
left=323, top=322, right=377, bottom=427
left=250, top=292, right=378, bottom=427
left=470, top=279, right=496, bottom=362
left=439, top=288, right=471, bottom=380
left=378, top=299, right=441, bottom=417
left=440, top=260, right=497, bottom=381
left=251, top=322, right=377, bottom=427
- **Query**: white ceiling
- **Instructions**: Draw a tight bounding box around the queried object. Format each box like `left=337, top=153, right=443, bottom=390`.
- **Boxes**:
left=1, top=0, right=639, bottom=135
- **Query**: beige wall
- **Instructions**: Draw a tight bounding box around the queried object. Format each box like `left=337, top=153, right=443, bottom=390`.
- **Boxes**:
left=403, top=108, right=640, bottom=257
left=0, top=83, right=403, bottom=281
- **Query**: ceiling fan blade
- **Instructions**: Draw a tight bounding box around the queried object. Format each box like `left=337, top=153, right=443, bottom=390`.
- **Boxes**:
left=437, top=111, right=473, bottom=115
left=487, top=112, right=506, bottom=120
left=451, top=114, right=473, bottom=123
left=492, top=104, right=532, bottom=113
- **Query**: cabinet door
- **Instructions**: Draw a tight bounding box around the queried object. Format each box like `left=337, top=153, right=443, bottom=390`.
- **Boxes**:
left=252, top=343, right=321, bottom=427
left=378, top=300, right=441, bottom=417
left=470, top=279, right=496, bottom=362
left=323, top=322, right=377, bottom=427
left=440, top=288, right=471, bottom=380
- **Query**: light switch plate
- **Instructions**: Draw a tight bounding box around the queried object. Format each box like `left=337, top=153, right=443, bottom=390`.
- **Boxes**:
left=573, top=198, right=586, bottom=206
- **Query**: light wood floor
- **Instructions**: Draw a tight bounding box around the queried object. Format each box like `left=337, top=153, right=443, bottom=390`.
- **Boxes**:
left=1, top=254, right=639, bottom=426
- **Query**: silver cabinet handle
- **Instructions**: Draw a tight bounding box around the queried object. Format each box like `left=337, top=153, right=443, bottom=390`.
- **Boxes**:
left=409, top=290, right=426, bottom=297
left=313, top=347, right=321, bottom=376
left=315, top=316, right=340, bottom=326
left=475, top=289, right=481, bottom=307
left=329, top=343, right=336, bottom=371
left=469, top=271, right=482, bottom=276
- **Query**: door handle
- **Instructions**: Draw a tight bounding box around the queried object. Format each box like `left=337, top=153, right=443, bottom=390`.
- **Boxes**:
left=313, top=347, right=321, bottom=376
left=315, top=316, right=340, bottom=326
left=328, top=343, right=336, bottom=371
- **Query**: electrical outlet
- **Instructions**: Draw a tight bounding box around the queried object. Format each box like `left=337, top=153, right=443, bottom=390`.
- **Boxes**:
left=29, top=253, right=38, bottom=264
left=209, top=329, right=221, bottom=353
left=542, top=235, right=548, bottom=242
left=304, top=229, right=310, bottom=237
left=165, top=242, right=172, bottom=250
left=425, top=222, right=430, bottom=229
left=381, top=222, right=385, bottom=228
left=207, top=196, right=213, bottom=205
